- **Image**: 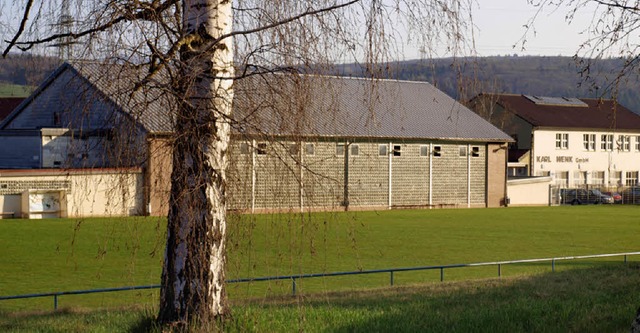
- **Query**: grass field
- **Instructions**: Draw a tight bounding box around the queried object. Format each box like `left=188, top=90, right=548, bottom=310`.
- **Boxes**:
left=0, top=83, right=33, bottom=97
left=1, top=206, right=639, bottom=313
left=3, top=264, right=640, bottom=332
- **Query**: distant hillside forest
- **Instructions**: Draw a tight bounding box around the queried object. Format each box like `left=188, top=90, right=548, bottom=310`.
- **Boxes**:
left=2, top=54, right=640, bottom=112
left=0, top=54, right=59, bottom=89
left=337, top=56, right=640, bottom=113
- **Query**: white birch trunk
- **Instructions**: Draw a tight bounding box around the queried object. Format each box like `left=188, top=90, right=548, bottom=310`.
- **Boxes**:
left=158, top=0, right=233, bottom=326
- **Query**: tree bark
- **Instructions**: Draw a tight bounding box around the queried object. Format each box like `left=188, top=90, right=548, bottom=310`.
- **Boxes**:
left=158, top=0, right=234, bottom=327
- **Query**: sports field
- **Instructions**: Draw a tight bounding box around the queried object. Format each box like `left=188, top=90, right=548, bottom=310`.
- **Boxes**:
left=0, top=205, right=639, bottom=312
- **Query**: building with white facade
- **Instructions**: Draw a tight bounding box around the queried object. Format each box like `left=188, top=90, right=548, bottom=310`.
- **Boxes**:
left=470, top=94, right=640, bottom=188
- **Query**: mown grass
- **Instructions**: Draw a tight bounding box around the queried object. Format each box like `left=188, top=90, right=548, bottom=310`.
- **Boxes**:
left=1, top=206, right=639, bottom=312
left=2, top=264, right=640, bottom=332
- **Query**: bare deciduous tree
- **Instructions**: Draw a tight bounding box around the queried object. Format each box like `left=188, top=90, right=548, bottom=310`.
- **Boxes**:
left=1, top=0, right=473, bottom=329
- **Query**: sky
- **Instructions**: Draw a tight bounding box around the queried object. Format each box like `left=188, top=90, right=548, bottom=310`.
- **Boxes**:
left=0, top=0, right=635, bottom=60
left=471, top=0, right=578, bottom=56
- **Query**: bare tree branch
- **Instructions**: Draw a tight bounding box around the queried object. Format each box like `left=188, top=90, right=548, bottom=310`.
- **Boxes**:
left=2, top=0, right=35, bottom=57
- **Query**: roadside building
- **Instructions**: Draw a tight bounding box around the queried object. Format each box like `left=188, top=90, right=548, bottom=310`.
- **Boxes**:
left=470, top=93, right=640, bottom=188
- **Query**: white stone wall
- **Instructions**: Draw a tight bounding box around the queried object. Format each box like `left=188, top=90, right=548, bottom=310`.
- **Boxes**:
left=531, top=129, right=640, bottom=187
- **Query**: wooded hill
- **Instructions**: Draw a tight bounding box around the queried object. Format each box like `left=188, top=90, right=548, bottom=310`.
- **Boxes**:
left=337, top=56, right=640, bottom=113
left=2, top=54, right=640, bottom=112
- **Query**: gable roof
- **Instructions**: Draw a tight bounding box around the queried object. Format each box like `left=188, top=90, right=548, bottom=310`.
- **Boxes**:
left=0, top=97, right=24, bottom=121
left=479, top=93, right=640, bottom=130
left=234, top=73, right=513, bottom=142
left=3, top=62, right=512, bottom=142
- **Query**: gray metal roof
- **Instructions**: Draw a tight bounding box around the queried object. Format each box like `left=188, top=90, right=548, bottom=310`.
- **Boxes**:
left=234, top=73, right=513, bottom=142
left=5, top=62, right=512, bottom=142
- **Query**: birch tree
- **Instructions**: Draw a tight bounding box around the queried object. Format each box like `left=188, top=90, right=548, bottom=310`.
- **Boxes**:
left=1, top=0, right=473, bottom=329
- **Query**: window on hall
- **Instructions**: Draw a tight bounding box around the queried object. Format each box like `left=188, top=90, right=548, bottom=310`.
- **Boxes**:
left=583, top=134, right=595, bottom=151
left=555, top=133, right=568, bottom=149
left=626, top=171, right=638, bottom=186
left=288, top=143, right=299, bottom=155
left=256, top=142, right=267, bottom=155
left=336, top=143, right=345, bottom=156
left=420, top=145, right=429, bottom=157
left=601, top=134, right=613, bottom=151
left=378, top=144, right=387, bottom=156
left=239, top=142, right=249, bottom=155
left=459, top=146, right=467, bottom=157
left=471, top=146, right=480, bottom=157
left=53, top=112, right=61, bottom=126
left=618, top=135, right=630, bottom=151
left=350, top=144, right=359, bottom=156
left=305, top=143, right=315, bottom=156
left=392, top=145, right=402, bottom=157
left=636, top=136, right=640, bottom=151
left=433, top=145, right=442, bottom=157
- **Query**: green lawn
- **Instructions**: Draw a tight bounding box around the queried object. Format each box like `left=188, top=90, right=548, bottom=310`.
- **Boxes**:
left=1, top=206, right=639, bottom=312
left=3, top=264, right=640, bottom=332
left=0, top=83, right=33, bottom=97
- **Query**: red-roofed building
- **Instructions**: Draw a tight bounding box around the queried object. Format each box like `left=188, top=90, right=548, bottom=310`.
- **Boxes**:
left=470, top=93, right=640, bottom=188
left=0, top=97, right=24, bottom=122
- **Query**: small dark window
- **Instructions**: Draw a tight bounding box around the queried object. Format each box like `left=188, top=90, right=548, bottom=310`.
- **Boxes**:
left=305, top=143, right=315, bottom=156
left=336, top=143, right=345, bottom=156
left=393, top=145, right=401, bottom=157
left=239, top=142, right=249, bottom=155
left=350, top=144, right=359, bottom=156
left=471, top=146, right=480, bottom=157
left=289, top=143, right=299, bottom=155
left=459, top=146, right=467, bottom=157
left=53, top=112, right=61, bottom=126
left=0, top=184, right=7, bottom=189
left=420, top=145, right=429, bottom=157
left=53, top=161, right=62, bottom=166
left=379, top=145, right=387, bottom=156
left=433, top=146, right=442, bottom=157
left=256, top=142, right=267, bottom=155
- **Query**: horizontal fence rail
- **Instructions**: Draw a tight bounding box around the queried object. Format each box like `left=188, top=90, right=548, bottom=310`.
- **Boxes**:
left=2, top=251, right=639, bottom=310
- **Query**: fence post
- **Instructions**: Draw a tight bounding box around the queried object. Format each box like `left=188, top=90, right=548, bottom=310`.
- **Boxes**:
left=54, top=294, right=58, bottom=310
left=552, top=259, right=555, bottom=272
left=498, top=264, right=502, bottom=277
left=390, top=271, right=394, bottom=286
left=625, top=255, right=628, bottom=264
left=440, top=268, right=444, bottom=282
left=292, top=278, right=296, bottom=296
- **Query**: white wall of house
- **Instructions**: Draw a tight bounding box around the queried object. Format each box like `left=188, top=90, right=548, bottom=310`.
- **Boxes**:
left=0, top=169, right=144, bottom=218
left=531, top=129, right=640, bottom=187
left=507, top=176, right=553, bottom=206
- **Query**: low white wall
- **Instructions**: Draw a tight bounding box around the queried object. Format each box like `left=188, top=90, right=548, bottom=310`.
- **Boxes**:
left=0, top=168, right=144, bottom=218
left=507, top=176, right=553, bottom=206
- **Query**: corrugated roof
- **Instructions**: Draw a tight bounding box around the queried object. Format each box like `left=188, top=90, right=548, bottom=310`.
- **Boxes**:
left=6, top=62, right=512, bottom=142
left=485, top=93, right=640, bottom=130
left=233, top=74, right=513, bottom=142
left=70, top=61, right=176, bottom=133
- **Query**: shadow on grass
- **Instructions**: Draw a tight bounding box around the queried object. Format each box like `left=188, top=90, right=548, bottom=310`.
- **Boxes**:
left=229, top=263, right=640, bottom=333
left=2, top=264, right=640, bottom=332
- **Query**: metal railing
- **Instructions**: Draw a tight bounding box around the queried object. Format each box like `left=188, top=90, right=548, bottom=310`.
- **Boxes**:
left=2, top=251, right=639, bottom=310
